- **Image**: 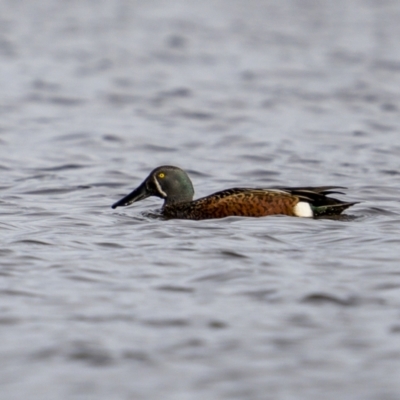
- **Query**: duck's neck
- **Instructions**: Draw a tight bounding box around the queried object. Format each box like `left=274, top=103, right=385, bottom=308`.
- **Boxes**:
left=163, top=191, right=194, bottom=207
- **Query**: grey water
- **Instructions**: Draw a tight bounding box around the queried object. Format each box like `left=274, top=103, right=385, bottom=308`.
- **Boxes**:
left=1, top=1, right=400, bottom=399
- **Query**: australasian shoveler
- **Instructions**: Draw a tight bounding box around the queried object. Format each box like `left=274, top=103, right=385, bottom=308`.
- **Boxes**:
left=111, top=166, right=357, bottom=220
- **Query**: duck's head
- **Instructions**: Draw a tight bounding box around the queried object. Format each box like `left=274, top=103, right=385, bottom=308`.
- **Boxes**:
left=111, top=165, right=195, bottom=209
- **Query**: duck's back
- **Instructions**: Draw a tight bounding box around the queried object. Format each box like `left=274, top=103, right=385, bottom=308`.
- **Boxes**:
left=162, top=188, right=302, bottom=220
left=162, top=187, right=356, bottom=220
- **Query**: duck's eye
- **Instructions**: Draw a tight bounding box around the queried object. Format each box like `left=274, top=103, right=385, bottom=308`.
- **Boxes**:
left=158, top=173, right=165, bottom=179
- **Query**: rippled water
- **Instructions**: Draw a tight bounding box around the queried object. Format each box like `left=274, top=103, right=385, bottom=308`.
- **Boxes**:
left=2, top=1, right=400, bottom=399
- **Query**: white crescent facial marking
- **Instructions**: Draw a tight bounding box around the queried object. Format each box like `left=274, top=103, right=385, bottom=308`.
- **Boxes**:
left=153, top=176, right=167, bottom=198
left=294, top=201, right=313, bottom=217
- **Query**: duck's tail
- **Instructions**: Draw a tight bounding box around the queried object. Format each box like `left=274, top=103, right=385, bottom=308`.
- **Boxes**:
left=312, top=201, right=359, bottom=217
left=282, top=186, right=359, bottom=217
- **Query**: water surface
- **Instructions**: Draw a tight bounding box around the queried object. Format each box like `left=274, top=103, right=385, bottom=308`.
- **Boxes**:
left=1, top=1, right=400, bottom=399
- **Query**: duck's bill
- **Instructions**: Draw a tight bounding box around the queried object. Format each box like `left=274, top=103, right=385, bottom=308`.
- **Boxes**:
left=111, top=182, right=149, bottom=209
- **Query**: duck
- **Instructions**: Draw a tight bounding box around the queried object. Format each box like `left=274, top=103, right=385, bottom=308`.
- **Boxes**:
left=111, top=165, right=357, bottom=220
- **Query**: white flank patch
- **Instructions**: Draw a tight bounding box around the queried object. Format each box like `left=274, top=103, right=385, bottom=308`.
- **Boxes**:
left=294, top=202, right=313, bottom=217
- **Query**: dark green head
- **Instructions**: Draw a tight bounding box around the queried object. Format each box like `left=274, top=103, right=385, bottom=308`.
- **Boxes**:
left=111, top=165, right=195, bottom=209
